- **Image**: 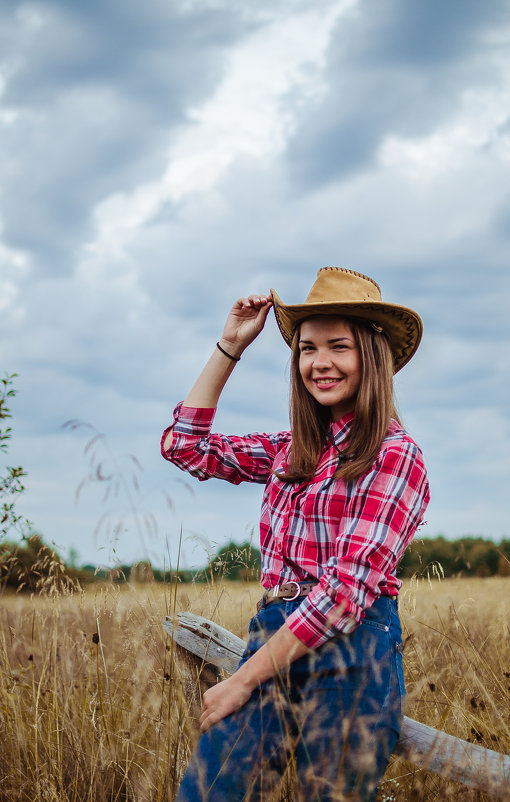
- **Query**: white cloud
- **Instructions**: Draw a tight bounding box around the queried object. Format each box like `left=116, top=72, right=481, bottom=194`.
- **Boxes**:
left=84, top=0, right=356, bottom=260
left=378, top=58, right=510, bottom=179
left=2, top=0, right=510, bottom=563
left=0, top=221, right=29, bottom=327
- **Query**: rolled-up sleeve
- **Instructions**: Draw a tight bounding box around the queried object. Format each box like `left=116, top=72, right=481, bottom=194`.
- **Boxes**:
left=161, top=403, right=289, bottom=485
left=285, top=439, right=430, bottom=648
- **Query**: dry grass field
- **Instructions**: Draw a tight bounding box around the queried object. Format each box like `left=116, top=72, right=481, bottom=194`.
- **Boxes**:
left=0, top=576, right=508, bottom=801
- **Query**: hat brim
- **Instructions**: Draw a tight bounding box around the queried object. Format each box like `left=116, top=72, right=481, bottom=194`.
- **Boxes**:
left=270, top=290, right=422, bottom=373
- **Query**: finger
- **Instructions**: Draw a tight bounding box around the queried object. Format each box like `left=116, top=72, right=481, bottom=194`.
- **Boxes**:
left=200, top=710, right=219, bottom=732
left=233, top=297, right=257, bottom=312
left=234, top=291, right=272, bottom=303
left=247, top=294, right=271, bottom=307
left=236, top=294, right=270, bottom=310
left=233, top=296, right=251, bottom=310
left=258, top=298, right=273, bottom=317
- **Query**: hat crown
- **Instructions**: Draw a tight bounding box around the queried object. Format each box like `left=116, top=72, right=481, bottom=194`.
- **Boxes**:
left=306, top=267, right=382, bottom=305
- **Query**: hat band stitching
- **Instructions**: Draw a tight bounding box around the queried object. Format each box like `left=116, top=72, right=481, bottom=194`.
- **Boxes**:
left=318, top=266, right=381, bottom=294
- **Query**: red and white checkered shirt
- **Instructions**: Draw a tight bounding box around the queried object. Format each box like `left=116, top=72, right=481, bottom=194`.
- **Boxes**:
left=161, top=404, right=429, bottom=649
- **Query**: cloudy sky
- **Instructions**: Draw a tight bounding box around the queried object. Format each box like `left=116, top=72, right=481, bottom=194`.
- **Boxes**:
left=2, top=0, right=509, bottom=570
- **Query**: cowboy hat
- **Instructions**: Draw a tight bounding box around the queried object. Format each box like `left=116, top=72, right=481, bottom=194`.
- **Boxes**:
left=270, top=267, right=422, bottom=373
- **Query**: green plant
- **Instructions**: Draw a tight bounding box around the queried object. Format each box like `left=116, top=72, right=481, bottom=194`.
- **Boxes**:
left=206, top=539, right=261, bottom=582
left=0, top=373, right=31, bottom=541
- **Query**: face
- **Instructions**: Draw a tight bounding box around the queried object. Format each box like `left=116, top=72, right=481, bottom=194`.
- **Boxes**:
left=298, top=317, right=361, bottom=421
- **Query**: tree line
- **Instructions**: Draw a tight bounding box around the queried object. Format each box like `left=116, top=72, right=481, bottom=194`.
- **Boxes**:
left=1, top=373, right=509, bottom=590
left=2, top=534, right=509, bottom=592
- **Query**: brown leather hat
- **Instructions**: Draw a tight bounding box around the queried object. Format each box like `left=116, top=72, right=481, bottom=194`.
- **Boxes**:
left=271, top=267, right=422, bottom=373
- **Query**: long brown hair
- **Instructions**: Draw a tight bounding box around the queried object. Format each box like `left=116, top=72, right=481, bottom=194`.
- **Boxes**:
left=276, top=316, right=399, bottom=483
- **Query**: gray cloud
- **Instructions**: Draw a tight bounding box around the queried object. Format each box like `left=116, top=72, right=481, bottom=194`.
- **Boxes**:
left=284, top=0, right=510, bottom=189
left=2, top=0, right=509, bottom=564
left=0, top=0, right=252, bottom=271
left=343, top=0, right=510, bottom=66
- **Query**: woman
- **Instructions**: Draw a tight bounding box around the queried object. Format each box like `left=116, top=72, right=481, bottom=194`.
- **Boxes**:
left=161, top=267, right=430, bottom=802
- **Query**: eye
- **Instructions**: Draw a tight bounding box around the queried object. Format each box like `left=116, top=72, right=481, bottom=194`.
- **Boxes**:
left=299, top=344, right=315, bottom=353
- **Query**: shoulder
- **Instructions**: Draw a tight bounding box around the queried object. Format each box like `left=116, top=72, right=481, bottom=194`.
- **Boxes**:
left=233, top=428, right=292, bottom=456
left=237, top=428, right=291, bottom=447
left=264, top=429, right=292, bottom=455
left=382, top=420, right=422, bottom=451
left=271, top=429, right=292, bottom=445
left=373, top=420, right=427, bottom=480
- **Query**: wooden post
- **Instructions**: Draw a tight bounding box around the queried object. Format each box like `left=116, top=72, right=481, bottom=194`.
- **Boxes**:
left=163, top=612, right=510, bottom=798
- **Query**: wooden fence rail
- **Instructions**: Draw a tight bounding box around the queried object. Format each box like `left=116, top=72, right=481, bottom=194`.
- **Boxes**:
left=163, top=611, right=510, bottom=798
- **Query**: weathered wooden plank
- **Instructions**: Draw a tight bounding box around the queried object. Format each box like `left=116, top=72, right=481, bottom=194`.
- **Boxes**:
left=163, top=613, right=244, bottom=675
left=395, top=716, right=510, bottom=794
left=164, top=612, right=510, bottom=797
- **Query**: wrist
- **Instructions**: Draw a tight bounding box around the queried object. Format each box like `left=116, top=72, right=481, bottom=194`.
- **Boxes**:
left=218, top=337, right=244, bottom=360
left=234, top=659, right=260, bottom=691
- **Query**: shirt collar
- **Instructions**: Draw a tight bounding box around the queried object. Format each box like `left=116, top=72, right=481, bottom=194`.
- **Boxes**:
left=329, top=410, right=355, bottom=446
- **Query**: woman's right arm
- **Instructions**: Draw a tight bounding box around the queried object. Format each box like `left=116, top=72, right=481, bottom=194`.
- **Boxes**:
left=162, top=293, right=273, bottom=451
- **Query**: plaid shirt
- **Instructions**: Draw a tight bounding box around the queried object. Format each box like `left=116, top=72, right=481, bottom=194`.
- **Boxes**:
left=161, top=404, right=429, bottom=649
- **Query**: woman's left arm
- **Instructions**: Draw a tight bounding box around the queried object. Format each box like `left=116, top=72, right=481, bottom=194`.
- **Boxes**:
left=199, top=623, right=308, bottom=732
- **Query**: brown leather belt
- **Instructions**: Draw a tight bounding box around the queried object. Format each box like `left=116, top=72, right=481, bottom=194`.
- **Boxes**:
left=257, top=581, right=317, bottom=612
left=257, top=582, right=397, bottom=613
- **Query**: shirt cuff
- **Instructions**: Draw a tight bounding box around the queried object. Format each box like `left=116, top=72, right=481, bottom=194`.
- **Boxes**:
left=171, top=402, right=217, bottom=434
left=161, top=403, right=217, bottom=458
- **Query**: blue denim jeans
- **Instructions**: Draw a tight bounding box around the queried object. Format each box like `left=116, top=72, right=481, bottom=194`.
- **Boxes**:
left=176, top=596, right=404, bottom=802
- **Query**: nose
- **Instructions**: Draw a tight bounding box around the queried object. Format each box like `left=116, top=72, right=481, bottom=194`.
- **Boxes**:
left=312, top=349, right=333, bottom=369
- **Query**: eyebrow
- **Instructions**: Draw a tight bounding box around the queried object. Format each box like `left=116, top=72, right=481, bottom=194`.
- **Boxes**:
left=299, top=336, right=352, bottom=344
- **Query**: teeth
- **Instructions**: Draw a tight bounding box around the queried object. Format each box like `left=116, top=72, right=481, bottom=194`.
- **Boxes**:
left=315, top=379, right=338, bottom=384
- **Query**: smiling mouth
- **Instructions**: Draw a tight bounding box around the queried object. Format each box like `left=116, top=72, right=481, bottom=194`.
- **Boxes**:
left=313, top=378, right=341, bottom=386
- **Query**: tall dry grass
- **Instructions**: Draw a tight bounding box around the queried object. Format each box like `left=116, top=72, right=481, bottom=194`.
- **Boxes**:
left=384, top=576, right=510, bottom=801
left=0, top=577, right=508, bottom=801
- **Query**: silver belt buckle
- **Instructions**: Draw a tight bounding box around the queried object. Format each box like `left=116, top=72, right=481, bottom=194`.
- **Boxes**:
left=282, top=581, right=301, bottom=601
left=269, top=584, right=280, bottom=600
